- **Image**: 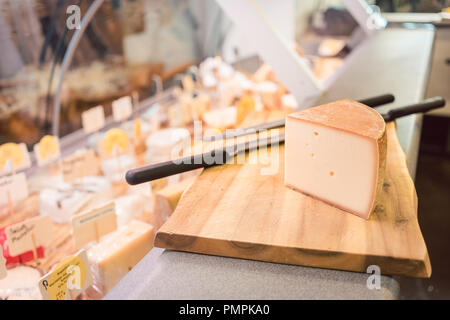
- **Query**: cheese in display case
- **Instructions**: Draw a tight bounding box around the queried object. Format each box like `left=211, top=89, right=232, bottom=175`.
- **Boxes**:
left=87, top=220, right=155, bottom=294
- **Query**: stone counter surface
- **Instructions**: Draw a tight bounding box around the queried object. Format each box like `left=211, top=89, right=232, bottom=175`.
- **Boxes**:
left=105, top=248, right=399, bottom=300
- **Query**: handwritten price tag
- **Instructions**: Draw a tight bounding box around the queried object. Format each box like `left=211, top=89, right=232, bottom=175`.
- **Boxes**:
left=71, top=202, right=117, bottom=249
left=0, top=245, right=6, bottom=280
left=61, top=149, right=99, bottom=183
left=39, top=250, right=92, bottom=300
left=82, top=106, right=105, bottom=134
left=112, top=96, right=133, bottom=122
left=0, top=173, right=28, bottom=206
left=5, top=215, right=52, bottom=256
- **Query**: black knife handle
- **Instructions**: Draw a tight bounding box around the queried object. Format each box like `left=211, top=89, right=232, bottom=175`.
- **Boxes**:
left=359, top=93, right=395, bottom=108
left=125, top=149, right=232, bottom=185
left=383, top=96, right=445, bottom=122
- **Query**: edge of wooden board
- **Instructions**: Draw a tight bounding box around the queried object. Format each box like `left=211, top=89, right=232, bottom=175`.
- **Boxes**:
left=154, top=233, right=431, bottom=278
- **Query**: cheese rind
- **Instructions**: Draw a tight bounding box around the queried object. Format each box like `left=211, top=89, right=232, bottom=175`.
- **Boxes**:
left=285, top=100, right=386, bottom=219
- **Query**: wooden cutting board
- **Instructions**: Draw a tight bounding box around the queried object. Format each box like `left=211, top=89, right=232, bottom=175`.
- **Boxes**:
left=155, top=112, right=431, bottom=278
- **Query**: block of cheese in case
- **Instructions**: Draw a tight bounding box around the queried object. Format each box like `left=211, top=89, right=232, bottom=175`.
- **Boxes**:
left=153, top=176, right=197, bottom=226
left=285, top=99, right=386, bottom=219
left=87, top=220, right=154, bottom=294
left=114, top=194, right=145, bottom=227
left=39, top=176, right=111, bottom=223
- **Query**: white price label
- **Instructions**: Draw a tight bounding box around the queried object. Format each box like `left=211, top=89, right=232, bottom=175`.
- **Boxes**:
left=82, top=106, right=105, bottom=134
left=61, top=149, right=98, bottom=183
left=5, top=215, right=52, bottom=256
left=112, top=96, right=133, bottom=122
left=71, top=202, right=117, bottom=249
left=0, top=173, right=28, bottom=206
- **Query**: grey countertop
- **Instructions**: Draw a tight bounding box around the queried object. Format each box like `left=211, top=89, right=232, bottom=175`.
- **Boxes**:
left=105, top=248, right=399, bottom=300
left=105, top=27, right=435, bottom=300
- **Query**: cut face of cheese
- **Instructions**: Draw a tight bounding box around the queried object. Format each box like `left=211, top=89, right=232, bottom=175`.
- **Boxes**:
left=285, top=99, right=386, bottom=219
left=87, top=220, right=154, bottom=294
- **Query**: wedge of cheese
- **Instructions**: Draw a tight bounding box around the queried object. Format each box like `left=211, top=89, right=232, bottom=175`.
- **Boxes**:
left=87, top=220, right=154, bottom=294
left=285, top=99, right=386, bottom=219
left=153, top=176, right=197, bottom=223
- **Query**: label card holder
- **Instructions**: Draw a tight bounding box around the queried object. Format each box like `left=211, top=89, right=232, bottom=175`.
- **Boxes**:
left=39, top=249, right=93, bottom=300
left=112, top=96, right=133, bottom=122
left=61, top=149, right=98, bottom=183
left=71, top=202, right=117, bottom=249
left=5, top=215, right=52, bottom=257
left=0, top=173, right=28, bottom=207
left=82, top=106, right=105, bottom=134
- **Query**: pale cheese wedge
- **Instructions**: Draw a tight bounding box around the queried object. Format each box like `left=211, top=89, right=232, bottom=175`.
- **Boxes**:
left=285, top=99, right=386, bottom=219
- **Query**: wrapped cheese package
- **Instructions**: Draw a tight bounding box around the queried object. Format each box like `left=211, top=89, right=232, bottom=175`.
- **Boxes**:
left=39, top=182, right=93, bottom=224
left=87, top=220, right=154, bottom=294
left=39, top=176, right=111, bottom=223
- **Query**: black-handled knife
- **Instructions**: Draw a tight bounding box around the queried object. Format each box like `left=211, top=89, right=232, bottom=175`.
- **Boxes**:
left=126, top=96, right=445, bottom=185
left=202, top=93, right=395, bottom=141
left=127, top=150, right=233, bottom=184
left=382, top=96, right=445, bottom=122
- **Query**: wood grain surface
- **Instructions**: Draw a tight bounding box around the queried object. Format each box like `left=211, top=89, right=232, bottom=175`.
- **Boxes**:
left=155, top=112, right=431, bottom=278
